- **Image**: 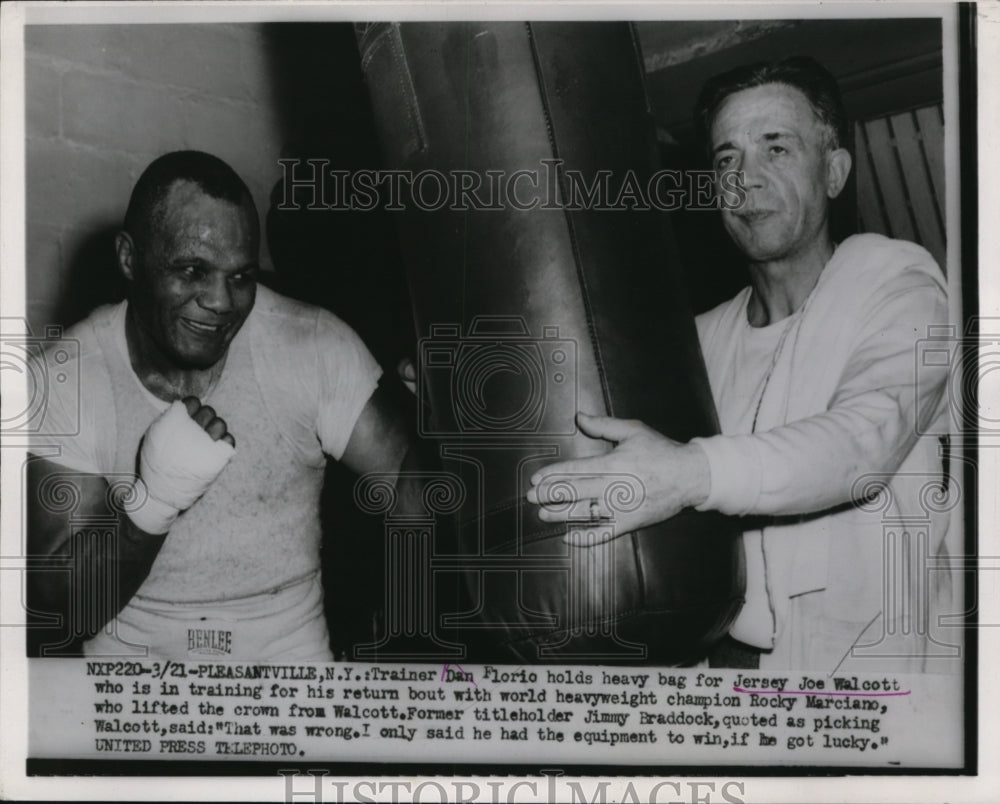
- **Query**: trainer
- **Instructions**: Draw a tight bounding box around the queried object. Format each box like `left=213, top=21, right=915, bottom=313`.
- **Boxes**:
left=28, top=151, right=417, bottom=661
left=529, top=58, right=953, bottom=672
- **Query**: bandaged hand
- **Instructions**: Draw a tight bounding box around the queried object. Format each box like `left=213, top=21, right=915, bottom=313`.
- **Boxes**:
left=124, top=397, right=236, bottom=534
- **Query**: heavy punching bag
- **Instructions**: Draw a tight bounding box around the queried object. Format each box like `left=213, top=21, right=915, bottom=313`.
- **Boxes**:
left=356, top=22, right=743, bottom=665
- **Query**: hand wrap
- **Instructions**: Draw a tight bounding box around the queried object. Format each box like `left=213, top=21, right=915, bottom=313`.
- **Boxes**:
left=123, top=400, right=235, bottom=534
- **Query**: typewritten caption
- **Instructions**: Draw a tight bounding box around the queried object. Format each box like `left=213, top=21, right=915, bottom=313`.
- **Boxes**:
left=28, top=661, right=961, bottom=766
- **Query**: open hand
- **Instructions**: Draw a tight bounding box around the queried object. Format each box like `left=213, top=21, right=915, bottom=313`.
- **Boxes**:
left=526, top=412, right=710, bottom=540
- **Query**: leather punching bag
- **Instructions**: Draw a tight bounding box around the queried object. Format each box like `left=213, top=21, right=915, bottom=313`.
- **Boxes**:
left=356, top=22, right=743, bottom=665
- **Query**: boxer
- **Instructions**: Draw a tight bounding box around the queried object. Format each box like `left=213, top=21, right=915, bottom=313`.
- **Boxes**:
left=28, top=150, right=419, bottom=660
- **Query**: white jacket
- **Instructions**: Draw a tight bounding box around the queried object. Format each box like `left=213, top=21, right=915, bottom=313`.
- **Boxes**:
left=693, top=234, right=957, bottom=671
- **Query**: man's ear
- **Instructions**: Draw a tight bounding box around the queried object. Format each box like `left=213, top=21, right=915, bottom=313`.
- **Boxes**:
left=825, top=147, right=852, bottom=200
left=115, top=231, right=136, bottom=281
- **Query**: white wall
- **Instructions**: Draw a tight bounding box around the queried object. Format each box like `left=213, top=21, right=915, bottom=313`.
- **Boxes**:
left=25, top=24, right=284, bottom=331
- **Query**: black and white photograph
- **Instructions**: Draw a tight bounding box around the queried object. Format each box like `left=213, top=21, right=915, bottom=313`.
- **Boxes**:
left=0, top=2, right=994, bottom=802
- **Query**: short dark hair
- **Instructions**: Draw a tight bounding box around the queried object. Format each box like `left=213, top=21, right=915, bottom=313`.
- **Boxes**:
left=694, top=56, right=848, bottom=155
left=123, top=150, right=257, bottom=246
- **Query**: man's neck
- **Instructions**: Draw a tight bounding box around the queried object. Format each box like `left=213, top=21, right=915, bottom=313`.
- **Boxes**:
left=745, top=236, right=835, bottom=327
left=124, top=306, right=226, bottom=402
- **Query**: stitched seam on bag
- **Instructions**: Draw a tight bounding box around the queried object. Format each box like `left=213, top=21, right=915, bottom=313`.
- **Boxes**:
left=524, top=22, right=613, bottom=418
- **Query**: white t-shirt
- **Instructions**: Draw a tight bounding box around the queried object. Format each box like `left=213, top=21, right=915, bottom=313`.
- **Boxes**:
left=698, top=303, right=799, bottom=648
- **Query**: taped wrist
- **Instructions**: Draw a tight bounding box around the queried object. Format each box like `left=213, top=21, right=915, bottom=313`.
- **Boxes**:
left=122, top=476, right=180, bottom=535
left=128, top=400, right=236, bottom=530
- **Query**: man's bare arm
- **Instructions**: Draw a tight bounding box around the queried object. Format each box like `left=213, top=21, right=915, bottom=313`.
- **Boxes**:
left=27, top=456, right=168, bottom=642
left=339, top=385, right=426, bottom=514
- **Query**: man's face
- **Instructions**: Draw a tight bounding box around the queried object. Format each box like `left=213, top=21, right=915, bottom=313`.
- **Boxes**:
left=127, top=180, right=259, bottom=370
left=710, top=83, right=843, bottom=264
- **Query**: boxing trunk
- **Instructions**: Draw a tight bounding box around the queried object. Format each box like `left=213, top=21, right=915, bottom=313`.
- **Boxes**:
left=356, top=21, right=743, bottom=665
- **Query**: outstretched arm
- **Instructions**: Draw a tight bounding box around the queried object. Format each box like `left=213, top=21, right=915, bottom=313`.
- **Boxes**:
left=529, top=274, right=948, bottom=530
left=691, top=276, right=948, bottom=517
left=526, top=412, right=709, bottom=536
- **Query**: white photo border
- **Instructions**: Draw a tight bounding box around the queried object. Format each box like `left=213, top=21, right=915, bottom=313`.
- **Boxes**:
left=1, top=1, right=996, bottom=802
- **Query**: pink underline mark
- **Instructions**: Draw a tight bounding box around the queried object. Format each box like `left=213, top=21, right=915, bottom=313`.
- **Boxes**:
left=733, top=686, right=910, bottom=698
left=441, top=663, right=477, bottom=686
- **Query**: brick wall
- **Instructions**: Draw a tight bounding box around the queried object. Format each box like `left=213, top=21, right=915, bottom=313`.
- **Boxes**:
left=25, top=24, right=284, bottom=331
